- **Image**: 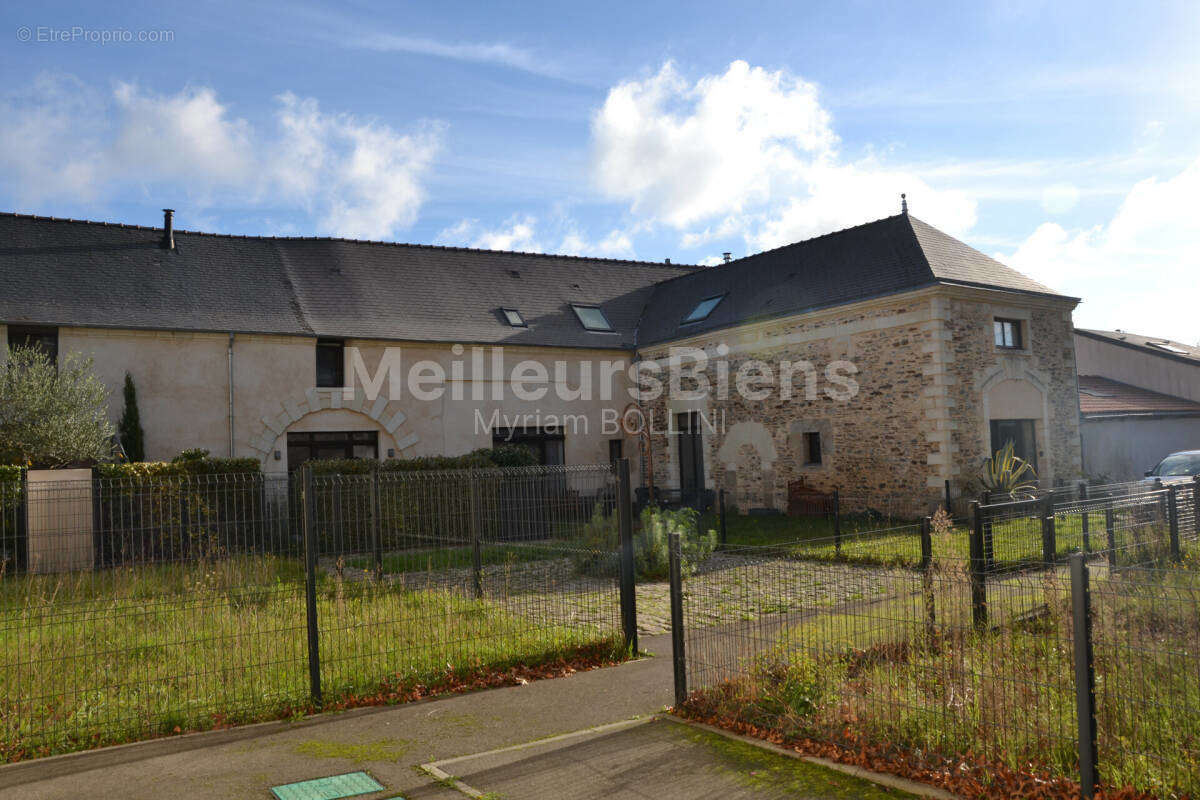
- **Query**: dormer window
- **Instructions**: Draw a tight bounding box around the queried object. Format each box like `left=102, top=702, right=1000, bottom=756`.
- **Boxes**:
left=683, top=295, right=725, bottom=324
left=571, top=305, right=613, bottom=332
left=501, top=308, right=526, bottom=327
left=994, top=318, right=1024, bottom=350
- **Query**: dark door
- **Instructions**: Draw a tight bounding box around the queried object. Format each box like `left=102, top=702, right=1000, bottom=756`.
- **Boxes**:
left=989, top=419, right=1037, bottom=471
left=676, top=412, right=706, bottom=506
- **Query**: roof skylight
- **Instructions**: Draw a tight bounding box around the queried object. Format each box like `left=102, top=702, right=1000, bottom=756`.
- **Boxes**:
left=570, top=304, right=613, bottom=332
left=1149, top=341, right=1189, bottom=355
left=501, top=308, right=526, bottom=327
left=683, top=294, right=725, bottom=324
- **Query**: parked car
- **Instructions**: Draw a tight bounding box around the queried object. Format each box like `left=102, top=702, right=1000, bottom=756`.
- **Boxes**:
left=1143, top=450, right=1200, bottom=483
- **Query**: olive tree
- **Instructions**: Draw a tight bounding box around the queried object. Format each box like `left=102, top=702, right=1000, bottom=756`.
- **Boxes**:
left=0, top=345, right=115, bottom=467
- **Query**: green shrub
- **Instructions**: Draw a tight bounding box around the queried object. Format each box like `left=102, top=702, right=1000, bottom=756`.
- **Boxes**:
left=573, top=504, right=717, bottom=581
left=95, top=452, right=261, bottom=480
left=92, top=453, right=262, bottom=565
left=117, top=373, right=145, bottom=463
left=570, top=504, right=621, bottom=576
left=303, top=445, right=539, bottom=475
left=634, top=505, right=717, bottom=580
left=0, top=345, right=114, bottom=467
left=0, top=466, right=23, bottom=572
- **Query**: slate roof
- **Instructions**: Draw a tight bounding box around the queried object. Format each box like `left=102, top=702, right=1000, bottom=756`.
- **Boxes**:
left=635, top=213, right=1066, bottom=345
left=1075, top=329, right=1200, bottom=367
left=0, top=212, right=694, bottom=349
left=1, top=210, right=1069, bottom=349
left=1078, top=375, right=1200, bottom=417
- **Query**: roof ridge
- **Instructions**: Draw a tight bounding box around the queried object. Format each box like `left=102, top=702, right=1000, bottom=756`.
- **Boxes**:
left=730, top=212, right=909, bottom=265
left=636, top=212, right=910, bottom=293
left=0, top=210, right=701, bottom=271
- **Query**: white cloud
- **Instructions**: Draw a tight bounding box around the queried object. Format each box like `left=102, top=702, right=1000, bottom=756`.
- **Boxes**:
left=439, top=215, right=542, bottom=252
left=0, top=75, right=443, bottom=239
left=1001, top=157, right=1200, bottom=344
left=353, top=33, right=550, bottom=77
left=591, top=60, right=976, bottom=251
left=438, top=215, right=636, bottom=259
left=1040, top=183, right=1080, bottom=215
left=750, top=161, right=977, bottom=251
left=110, top=83, right=253, bottom=185
left=274, top=93, right=441, bottom=238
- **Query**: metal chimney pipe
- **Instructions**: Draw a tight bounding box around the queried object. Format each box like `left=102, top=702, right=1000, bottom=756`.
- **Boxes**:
left=162, top=208, right=175, bottom=250
left=722, top=252, right=731, bottom=264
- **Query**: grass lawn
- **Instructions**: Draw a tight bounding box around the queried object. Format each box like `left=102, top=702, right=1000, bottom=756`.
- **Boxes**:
left=0, top=555, right=623, bottom=761
left=684, top=563, right=1200, bottom=798
left=344, top=541, right=571, bottom=575
left=701, top=508, right=1177, bottom=571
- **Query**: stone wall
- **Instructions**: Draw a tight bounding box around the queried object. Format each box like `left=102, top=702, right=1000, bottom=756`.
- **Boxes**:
left=941, top=293, right=1082, bottom=492
left=639, top=286, right=1082, bottom=514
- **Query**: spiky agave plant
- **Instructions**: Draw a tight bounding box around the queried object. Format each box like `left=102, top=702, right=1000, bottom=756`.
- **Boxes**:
left=981, top=441, right=1038, bottom=500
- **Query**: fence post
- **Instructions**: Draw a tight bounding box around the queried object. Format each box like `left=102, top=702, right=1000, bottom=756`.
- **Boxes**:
left=668, top=530, right=687, bottom=708
left=1167, top=485, right=1181, bottom=562
left=1105, top=507, right=1117, bottom=568
left=1154, top=478, right=1165, bottom=525
left=470, top=478, right=484, bottom=599
left=1042, top=493, right=1057, bottom=564
left=969, top=501, right=987, bottom=630
left=371, top=469, right=383, bottom=582
left=982, top=499, right=995, bottom=573
left=944, top=479, right=951, bottom=513
left=301, top=466, right=322, bottom=706
left=1069, top=553, right=1099, bottom=798
left=718, top=488, right=728, bottom=550
left=1078, top=482, right=1090, bottom=553
left=616, top=458, right=638, bottom=655
left=1193, top=475, right=1200, bottom=540
left=920, top=516, right=936, bottom=643
left=833, top=487, right=842, bottom=555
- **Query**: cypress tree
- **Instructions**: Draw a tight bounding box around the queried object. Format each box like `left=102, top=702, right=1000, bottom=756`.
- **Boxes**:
left=118, top=372, right=145, bottom=462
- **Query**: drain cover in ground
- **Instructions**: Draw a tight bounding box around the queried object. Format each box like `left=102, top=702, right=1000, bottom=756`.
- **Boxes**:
left=270, top=771, right=384, bottom=800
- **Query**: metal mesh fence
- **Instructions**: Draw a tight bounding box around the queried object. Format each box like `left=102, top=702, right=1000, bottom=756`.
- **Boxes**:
left=0, top=463, right=630, bottom=762
left=671, top=477, right=1200, bottom=798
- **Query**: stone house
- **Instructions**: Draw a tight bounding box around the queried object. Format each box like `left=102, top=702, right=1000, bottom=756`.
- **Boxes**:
left=1, top=207, right=1082, bottom=511
left=635, top=213, right=1082, bottom=513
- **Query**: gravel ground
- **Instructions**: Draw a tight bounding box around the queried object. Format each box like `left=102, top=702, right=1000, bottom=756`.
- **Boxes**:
left=327, top=551, right=906, bottom=637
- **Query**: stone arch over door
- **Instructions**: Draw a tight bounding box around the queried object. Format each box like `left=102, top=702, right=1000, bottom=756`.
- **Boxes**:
left=977, top=365, right=1053, bottom=484
left=716, top=421, right=779, bottom=512
left=247, top=389, right=420, bottom=469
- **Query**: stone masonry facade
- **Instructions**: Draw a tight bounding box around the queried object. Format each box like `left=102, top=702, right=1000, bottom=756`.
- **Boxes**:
left=638, top=285, right=1082, bottom=515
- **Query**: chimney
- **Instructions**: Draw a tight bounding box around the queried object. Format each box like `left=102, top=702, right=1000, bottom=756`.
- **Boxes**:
left=722, top=252, right=732, bottom=264
left=664, top=258, right=671, bottom=264
left=161, top=208, right=175, bottom=250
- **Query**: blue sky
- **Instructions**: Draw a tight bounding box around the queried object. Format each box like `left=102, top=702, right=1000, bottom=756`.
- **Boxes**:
left=2, top=1, right=1198, bottom=342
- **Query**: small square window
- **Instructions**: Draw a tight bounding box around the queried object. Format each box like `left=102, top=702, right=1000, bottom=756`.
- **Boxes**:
left=683, top=295, right=725, bottom=324
left=994, top=318, right=1023, bottom=349
left=571, top=305, right=613, bottom=332
left=316, top=338, right=345, bottom=388
left=7, top=326, right=58, bottom=363
left=501, top=308, right=526, bottom=327
left=803, top=432, right=822, bottom=465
